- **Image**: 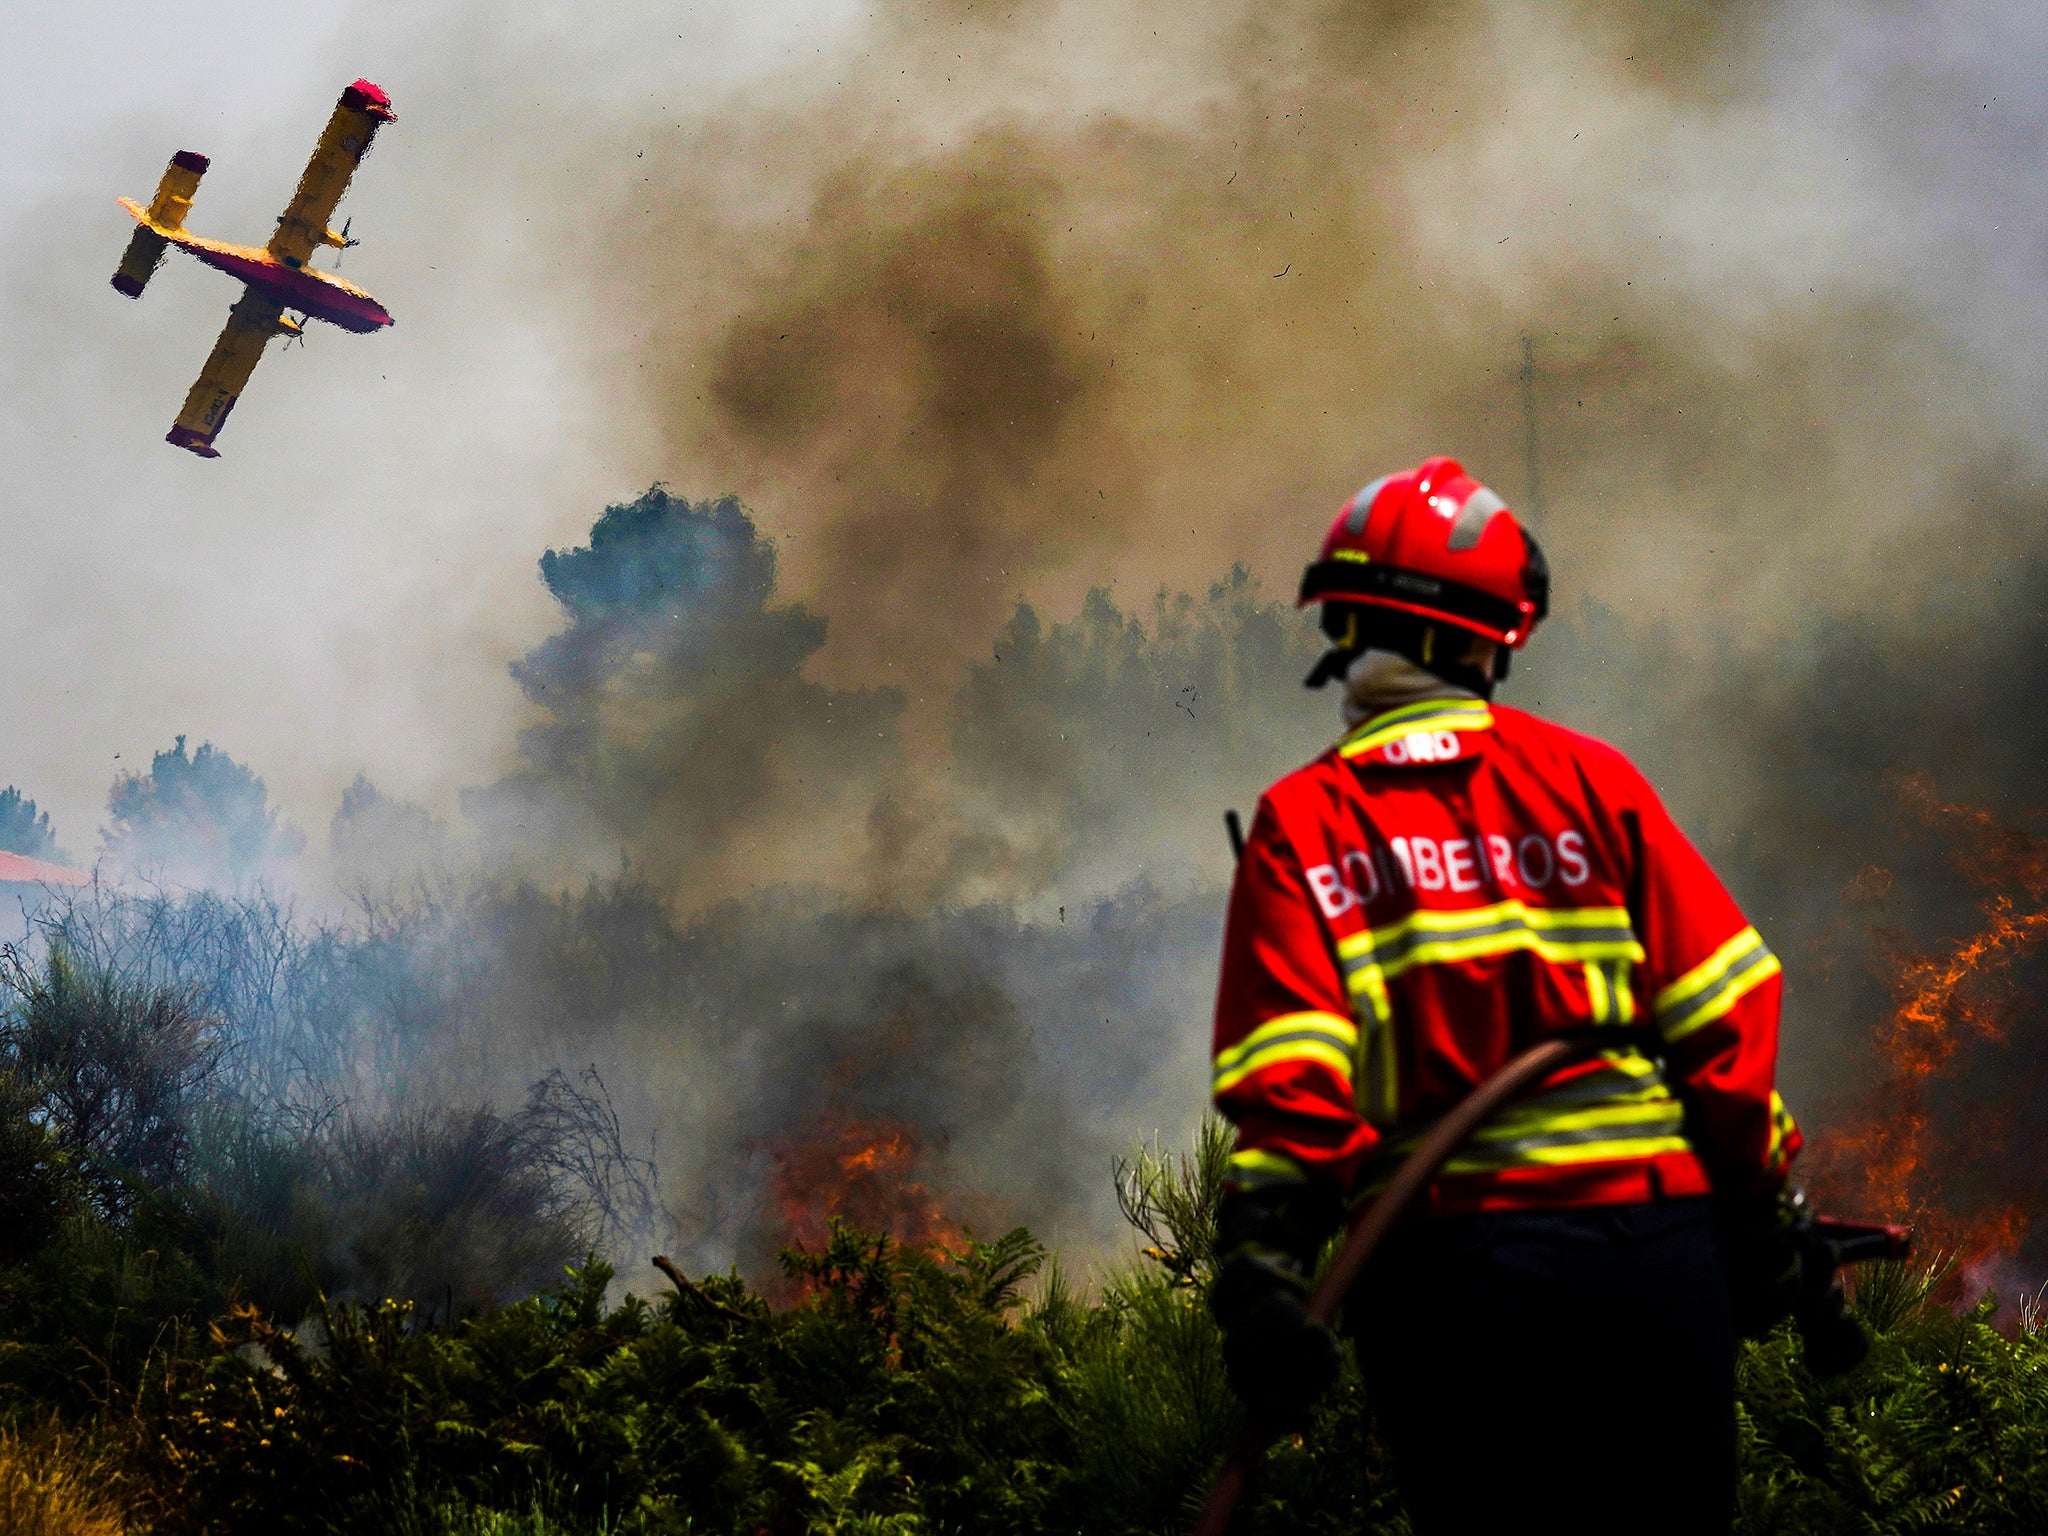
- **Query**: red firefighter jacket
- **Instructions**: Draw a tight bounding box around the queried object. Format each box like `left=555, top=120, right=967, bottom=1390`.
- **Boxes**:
left=1213, top=697, right=1800, bottom=1214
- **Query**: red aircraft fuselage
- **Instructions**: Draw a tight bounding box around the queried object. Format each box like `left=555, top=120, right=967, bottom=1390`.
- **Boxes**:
left=184, top=242, right=392, bottom=333
left=115, top=207, right=393, bottom=333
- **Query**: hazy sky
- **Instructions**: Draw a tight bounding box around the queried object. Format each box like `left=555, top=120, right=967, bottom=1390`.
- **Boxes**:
left=8, top=0, right=2048, bottom=884
left=0, top=0, right=863, bottom=860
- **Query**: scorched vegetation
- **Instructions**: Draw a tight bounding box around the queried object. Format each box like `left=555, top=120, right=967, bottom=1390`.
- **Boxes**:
left=0, top=907, right=2043, bottom=1534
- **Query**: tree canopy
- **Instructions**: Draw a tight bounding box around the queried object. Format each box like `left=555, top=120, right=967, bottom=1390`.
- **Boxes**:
left=0, top=787, right=60, bottom=863
left=102, top=737, right=304, bottom=888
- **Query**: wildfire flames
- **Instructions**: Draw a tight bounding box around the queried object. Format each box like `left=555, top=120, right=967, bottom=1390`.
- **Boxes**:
left=760, top=776, right=2046, bottom=1298
left=768, top=1111, right=959, bottom=1258
left=1815, top=774, right=2048, bottom=1282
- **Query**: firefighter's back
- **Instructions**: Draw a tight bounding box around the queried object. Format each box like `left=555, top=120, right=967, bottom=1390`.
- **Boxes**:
left=1208, top=457, right=1793, bottom=1536
left=1254, top=697, right=1739, bottom=1216
left=1266, top=699, right=1741, bottom=1534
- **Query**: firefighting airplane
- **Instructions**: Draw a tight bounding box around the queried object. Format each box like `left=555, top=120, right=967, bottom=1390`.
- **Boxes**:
left=110, top=79, right=396, bottom=458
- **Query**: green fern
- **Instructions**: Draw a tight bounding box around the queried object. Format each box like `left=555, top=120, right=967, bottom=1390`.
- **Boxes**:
left=2, top=1113, right=2046, bottom=1535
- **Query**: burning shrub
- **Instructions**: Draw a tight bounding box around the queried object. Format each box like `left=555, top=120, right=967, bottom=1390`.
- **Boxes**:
left=1809, top=774, right=2048, bottom=1294
left=769, top=1112, right=955, bottom=1261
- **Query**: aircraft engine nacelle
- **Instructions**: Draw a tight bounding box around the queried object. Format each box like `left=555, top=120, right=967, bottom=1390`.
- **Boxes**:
left=111, top=150, right=210, bottom=298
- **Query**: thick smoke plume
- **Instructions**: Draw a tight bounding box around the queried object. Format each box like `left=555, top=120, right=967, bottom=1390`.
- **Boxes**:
left=586, top=0, right=2023, bottom=701
left=21, top=488, right=1324, bottom=1278
left=506, top=0, right=2048, bottom=1278
left=12, top=0, right=2048, bottom=1288
left=426, top=488, right=1320, bottom=1271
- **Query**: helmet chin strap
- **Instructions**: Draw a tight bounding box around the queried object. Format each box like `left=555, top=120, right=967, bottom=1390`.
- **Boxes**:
left=1304, top=606, right=1361, bottom=689
left=1306, top=606, right=1500, bottom=699
left=1303, top=644, right=1357, bottom=690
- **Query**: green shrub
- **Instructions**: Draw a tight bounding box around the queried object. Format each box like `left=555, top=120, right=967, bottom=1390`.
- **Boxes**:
left=1735, top=1270, right=2048, bottom=1535
left=0, top=1066, right=2044, bottom=1534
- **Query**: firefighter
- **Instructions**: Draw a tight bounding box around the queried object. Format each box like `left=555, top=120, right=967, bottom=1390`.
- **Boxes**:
left=1208, top=457, right=1803, bottom=1536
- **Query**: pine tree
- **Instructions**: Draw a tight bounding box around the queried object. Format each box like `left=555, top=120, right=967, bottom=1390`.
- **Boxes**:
left=0, top=787, right=60, bottom=863
left=102, top=737, right=304, bottom=887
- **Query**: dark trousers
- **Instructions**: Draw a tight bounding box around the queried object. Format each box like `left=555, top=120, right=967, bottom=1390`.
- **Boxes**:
left=1347, top=1198, right=1736, bottom=1536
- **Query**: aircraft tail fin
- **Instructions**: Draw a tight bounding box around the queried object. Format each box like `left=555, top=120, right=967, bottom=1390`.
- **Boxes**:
left=112, top=150, right=209, bottom=298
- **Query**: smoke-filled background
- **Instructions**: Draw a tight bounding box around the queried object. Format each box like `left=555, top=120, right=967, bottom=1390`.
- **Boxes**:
left=5, top=0, right=2048, bottom=1287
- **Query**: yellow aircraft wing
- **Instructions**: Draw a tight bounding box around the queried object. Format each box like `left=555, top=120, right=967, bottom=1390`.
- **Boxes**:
left=268, top=80, right=396, bottom=269
left=166, top=291, right=288, bottom=457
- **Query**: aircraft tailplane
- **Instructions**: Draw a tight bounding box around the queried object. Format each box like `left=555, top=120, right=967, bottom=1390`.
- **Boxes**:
left=111, top=150, right=209, bottom=298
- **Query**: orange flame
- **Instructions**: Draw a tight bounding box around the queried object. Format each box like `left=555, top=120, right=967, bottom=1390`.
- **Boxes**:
left=768, top=1110, right=959, bottom=1258
left=1817, top=774, right=2048, bottom=1273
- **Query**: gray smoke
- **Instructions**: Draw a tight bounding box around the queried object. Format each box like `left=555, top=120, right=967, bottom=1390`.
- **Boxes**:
left=427, top=489, right=1327, bottom=1269
left=9, top=1, right=2048, bottom=1279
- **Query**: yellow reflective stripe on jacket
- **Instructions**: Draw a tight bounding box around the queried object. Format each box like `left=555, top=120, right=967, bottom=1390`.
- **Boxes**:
left=1351, top=901, right=1643, bottom=974
left=1357, top=1013, right=1398, bottom=1128
left=1654, top=926, right=1780, bottom=1043
left=1764, top=1089, right=1798, bottom=1174
left=1436, top=1128, right=1693, bottom=1175
left=1583, top=958, right=1637, bottom=1025
left=1225, top=1147, right=1308, bottom=1190
left=1212, top=1011, right=1358, bottom=1096
left=1459, top=1054, right=1678, bottom=1150
left=1356, top=1052, right=1688, bottom=1192
left=1337, top=698, right=1495, bottom=760
left=1337, top=902, right=1644, bottom=1027
left=1342, top=952, right=1395, bottom=1025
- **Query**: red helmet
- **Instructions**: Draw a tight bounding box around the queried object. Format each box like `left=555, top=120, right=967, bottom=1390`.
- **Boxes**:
left=1298, top=456, right=1548, bottom=647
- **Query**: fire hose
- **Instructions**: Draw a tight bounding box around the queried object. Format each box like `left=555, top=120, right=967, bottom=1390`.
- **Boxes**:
left=1188, top=1027, right=1913, bottom=1536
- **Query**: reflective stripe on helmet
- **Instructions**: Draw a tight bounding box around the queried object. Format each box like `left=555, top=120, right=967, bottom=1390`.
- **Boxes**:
left=1446, top=485, right=1508, bottom=551
left=1345, top=475, right=1394, bottom=535
left=1298, top=557, right=1534, bottom=643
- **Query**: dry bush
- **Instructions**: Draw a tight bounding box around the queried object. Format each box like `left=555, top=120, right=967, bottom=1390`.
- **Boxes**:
left=0, top=1424, right=125, bottom=1536
left=0, top=944, right=221, bottom=1218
